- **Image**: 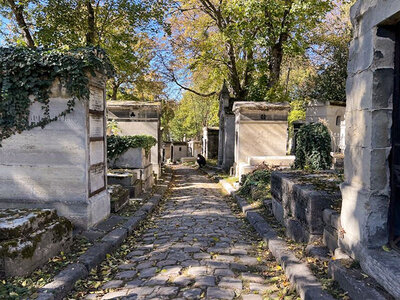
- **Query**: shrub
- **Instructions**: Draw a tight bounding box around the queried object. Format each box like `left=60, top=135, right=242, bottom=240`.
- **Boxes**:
left=239, top=169, right=272, bottom=196
left=107, top=135, right=157, bottom=161
left=294, top=123, right=332, bottom=170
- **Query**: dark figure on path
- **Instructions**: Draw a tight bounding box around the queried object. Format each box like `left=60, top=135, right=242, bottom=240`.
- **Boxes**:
left=197, top=154, right=206, bottom=168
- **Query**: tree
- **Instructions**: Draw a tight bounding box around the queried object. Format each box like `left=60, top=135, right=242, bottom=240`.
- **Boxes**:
left=165, top=0, right=332, bottom=101
left=0, top=0, right=168, bottom=101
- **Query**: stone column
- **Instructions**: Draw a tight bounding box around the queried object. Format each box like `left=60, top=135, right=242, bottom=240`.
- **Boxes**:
left=341, top=1, right=400, bottom=258
left=0, top=74, right=110, bottom=229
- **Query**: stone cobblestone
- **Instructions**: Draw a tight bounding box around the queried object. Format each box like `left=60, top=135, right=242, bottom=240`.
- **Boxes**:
left=80, top=166, right=291, bottom=299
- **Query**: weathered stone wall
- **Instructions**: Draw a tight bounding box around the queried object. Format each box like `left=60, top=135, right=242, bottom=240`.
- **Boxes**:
left=342, top=1, right=400, bottom=297
left=202, top=127, right=219, bottom=160
left=342, top=0, right=400, bottom=255
left=0, top=75, right=110, bottom=229
left=172, top=143, right=188, bottom=162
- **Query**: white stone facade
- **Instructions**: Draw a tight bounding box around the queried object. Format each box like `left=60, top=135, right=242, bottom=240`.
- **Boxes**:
left=0, top=75, right=110, bottom=229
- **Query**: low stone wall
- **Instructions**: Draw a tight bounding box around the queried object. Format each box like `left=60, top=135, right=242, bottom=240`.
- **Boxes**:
left=109, top=148, right=150, bottom=169
left=271, top=171, right=342, bottom=243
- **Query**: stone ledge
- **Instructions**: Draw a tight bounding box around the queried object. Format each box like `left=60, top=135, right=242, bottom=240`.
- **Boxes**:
left=328, top=260, right=388, bottom=300
left=35, top=170, right=172, bottom=300
left=219, top=179, right=335, bottom=300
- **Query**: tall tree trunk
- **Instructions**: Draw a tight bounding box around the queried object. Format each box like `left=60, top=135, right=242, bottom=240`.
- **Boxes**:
left=111, top=82, right=119, bottom=100
left=7, top=0, right=35, bottom=48
left=268, top=43, right=284, bottom=89
left=86, top=0, right=95, bottom=45
left=226, top=41, right=244, bottom=101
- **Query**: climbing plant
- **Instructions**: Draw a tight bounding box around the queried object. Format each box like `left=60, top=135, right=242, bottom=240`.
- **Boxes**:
left=0, top=46, right=114, bottom=146
left=107, top=135, right=157, bottom=161
left=294, top=123, right=332, bottom=170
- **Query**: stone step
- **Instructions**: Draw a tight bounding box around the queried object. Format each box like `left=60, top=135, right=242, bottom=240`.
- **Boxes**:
left=0, top=209, right=57, bottom=241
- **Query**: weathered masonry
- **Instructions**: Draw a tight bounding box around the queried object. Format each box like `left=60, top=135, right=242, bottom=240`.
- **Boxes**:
left=202, top=127, right=219, bottom=160
left=107, top=101, right=162, bottom=177
left=232, top=102, right=292, bottom=179
left=0, top=74, right=110, bottom=229
left=341, top=1, right=400, bottom=297
left=218, top=84, right=235, bottom=172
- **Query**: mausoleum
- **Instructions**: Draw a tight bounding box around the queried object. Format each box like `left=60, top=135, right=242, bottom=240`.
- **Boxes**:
left=107, top=101, right=162, bottom=177
left=0, top=74, right=110, bottom=229
left=202, top=127, right=219, bottom=160
left=232, top=102, right=293, bottom=179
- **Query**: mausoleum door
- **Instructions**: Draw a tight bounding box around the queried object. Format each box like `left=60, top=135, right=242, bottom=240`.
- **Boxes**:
left=390, top=24, right=400, bottom=249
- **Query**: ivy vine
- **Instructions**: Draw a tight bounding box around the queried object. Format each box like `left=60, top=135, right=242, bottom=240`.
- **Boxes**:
left=294, top=123, right=332, bottom=170
left=107, top=135, right=157, bottom=161
left=0, top=46, right=114, bottom=146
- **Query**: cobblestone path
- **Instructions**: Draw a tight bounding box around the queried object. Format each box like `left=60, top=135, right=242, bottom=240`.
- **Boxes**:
left=81, top=166, right=294, bottom=300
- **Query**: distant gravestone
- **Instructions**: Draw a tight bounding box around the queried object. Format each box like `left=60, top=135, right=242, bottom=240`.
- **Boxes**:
left=0, top=74, right=110, bottom=229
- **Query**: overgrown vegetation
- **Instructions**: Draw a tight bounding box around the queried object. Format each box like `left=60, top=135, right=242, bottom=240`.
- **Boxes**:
left=0, top=46, right=113, bottom=145
left=239, top=167, right=272, bottom=196
left=294, top=123, right=332, bottom=170
left=107, top=135, right=157, bottom=161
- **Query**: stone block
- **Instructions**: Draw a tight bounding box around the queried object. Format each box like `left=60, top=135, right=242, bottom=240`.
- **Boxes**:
left=108, top=185, right=129, bottom=213
left=323, top=227, right=338, bottom=252
left=328, top=259, right=389, bottom=300
left=41, top=263, right=88, bottom=299
left=285, top=218, right=309, bottom=243
left=110, top=148, right=150, bottom=169
left=271, top=172, right=340, bottom=242
left=0, top=209, right=73, bottom=278
left=271, top=197, right=284, bottom=225
left=101, top=228, right=128, bottom=250
left=78, top=242, right=113, bottom=271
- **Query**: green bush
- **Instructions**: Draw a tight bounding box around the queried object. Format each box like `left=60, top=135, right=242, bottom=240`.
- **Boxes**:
left=239, top=169, right=272, bottom=196
left=107, top=135, right=157, bottom=161
left=294, top=123, right=332, bottom=170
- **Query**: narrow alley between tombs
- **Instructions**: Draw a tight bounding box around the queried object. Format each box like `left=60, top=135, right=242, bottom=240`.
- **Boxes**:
left=71, top=165, right=297, bottom=300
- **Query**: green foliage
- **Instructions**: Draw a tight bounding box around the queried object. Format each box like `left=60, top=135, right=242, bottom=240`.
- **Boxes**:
left=239, top=169, right=272, bottom=196
left=294, top=123, right=332, bottom=170
left=107, top=135, right=157, bottom=161
left=0, top=46, right=113, bottom=145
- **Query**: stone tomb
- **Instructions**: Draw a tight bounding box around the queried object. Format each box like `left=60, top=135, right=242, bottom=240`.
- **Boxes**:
left=340, top=1, right=400, bottom=297
left=109, top=148, right=154, bottom=191
left=271, top=171, right=342, bottom=243
left=107, top=171, right=142, bottom=198
left=0, top=209, right=73, bottom=277
left=202, top=127, right=219, bottom=160
left=0, top=75, right=110, bottom=229
left=108, top=101, right=162, bottom=177
left=170, top=142, right=188, bottom=162
left=232, top=102, right=292, bottom=179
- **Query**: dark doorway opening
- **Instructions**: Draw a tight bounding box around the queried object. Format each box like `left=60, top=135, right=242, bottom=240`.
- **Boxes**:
left=389, top=23, right=400, bottom=251
left=171, top=145, right=174, bottom=162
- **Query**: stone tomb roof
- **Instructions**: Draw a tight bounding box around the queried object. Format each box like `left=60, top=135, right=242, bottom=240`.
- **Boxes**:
left=107, top=101, right=162, bottom=112
left=233, top=101, right=290, bottom=113
left=233, top=102, right=290, bottom=122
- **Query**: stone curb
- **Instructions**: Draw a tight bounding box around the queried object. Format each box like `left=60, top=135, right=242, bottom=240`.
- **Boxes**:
left=328, top=260, right=388, bottom=300
left=36, top=171, right=173, bottom=300
left=219, top=179, right=335, bottom=300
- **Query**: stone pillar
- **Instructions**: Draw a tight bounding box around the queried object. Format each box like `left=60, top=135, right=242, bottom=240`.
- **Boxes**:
left=0, top=74, right=110, bottom=229
left=222, top=115, right=235, bottom=172
left=217, top=118, right=225, bottom=165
